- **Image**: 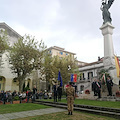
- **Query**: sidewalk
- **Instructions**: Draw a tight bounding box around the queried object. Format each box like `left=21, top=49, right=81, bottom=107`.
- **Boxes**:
left=0, top=108, right=67, bottom=120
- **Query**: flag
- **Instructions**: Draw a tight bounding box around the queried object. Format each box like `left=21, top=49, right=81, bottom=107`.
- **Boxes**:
left=71, top=74, right=77, bottom=82
left=102, top=73, right=106, bottom=85
left=115, top=55, right=120, bottom=77
left=58, top=71, right=63, bottom=87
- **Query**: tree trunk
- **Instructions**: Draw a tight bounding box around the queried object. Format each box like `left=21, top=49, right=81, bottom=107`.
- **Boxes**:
left=18, top=76, right=25, bottom=92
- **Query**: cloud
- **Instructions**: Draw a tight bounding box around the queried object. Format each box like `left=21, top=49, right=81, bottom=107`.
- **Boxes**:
left=0, top=0, right=120, bottom=63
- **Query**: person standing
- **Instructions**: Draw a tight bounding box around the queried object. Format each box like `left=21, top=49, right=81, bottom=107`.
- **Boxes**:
left=92, top=79, right=97, bottom=96
left=53, top=82, right=58, bottom=102
left=3, top=91, right=6, bottom=104
left=95, top=79, right=101, bottom=99
left=32, top=85, right=37, bottom=102
left=8, top=91, right=13, bottom=104
left=27, top=90, right=32, bottom=103
left=57, top=85, right=62, bottom=101
left=106, top=77, right=113, bottom=96
left=66, top=82, right=75, bottom=115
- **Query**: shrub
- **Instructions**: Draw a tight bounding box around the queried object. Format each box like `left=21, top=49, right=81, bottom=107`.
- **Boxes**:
left=24, top=86, right=30, bottom=92
left=13, top=96, right=20, bottom=101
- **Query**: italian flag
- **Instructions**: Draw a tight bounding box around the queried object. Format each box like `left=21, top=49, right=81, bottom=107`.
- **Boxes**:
left=102, top=73, right=106, bottom=85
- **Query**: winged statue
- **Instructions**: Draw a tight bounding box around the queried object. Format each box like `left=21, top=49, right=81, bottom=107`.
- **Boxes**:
left=100, top=0, right=114, bottom=24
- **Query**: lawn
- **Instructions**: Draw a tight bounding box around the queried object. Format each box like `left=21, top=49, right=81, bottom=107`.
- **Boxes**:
left=40, top=98, right=120, bottom=108
left=0, top=103, right=51, bottom=114
left=13, top=111, right=118, bottom=120
left=0, top=101, right=119, bottom=120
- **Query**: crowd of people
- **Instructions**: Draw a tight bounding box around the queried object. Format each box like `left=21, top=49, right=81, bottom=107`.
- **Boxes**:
left=0, top=90, right=26, bottom=104
left=0, top=84, right=63, bottom=104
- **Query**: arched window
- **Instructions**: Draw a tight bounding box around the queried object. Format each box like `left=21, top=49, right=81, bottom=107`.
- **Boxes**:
left=80, top=85, right=84, bottom=94
left=0, top=76, right=6, bottom=91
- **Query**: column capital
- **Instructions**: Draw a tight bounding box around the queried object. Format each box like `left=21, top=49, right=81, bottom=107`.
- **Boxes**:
left=100, top=22, right=114, bottom=35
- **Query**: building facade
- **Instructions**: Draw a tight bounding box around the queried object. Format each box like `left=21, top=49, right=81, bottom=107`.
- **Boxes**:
left=47, top=46, right=75, bottom=59
left=0, top=23, right=37, bottom=92
left=77, top=57, right=120, bottom=98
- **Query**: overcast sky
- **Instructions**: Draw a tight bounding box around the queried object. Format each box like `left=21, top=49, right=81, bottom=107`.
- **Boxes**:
left=0, top=0, right=120, bottom=63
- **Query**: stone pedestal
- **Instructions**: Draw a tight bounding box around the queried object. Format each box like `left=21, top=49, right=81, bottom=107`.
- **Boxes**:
left=100, top=22, right=119, bottom=86
left=100, top=22, right=115, bottom=68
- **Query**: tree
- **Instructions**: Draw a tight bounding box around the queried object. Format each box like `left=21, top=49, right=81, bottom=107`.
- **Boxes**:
left=0, top=29, right=9, bottom=67
left=42, top=52, right=53, bottom=90
left=51, top=55, right=79, bottom=86
left=9, top=35, right=46, bottom=91
left=0, top=29, right=9, bottom=54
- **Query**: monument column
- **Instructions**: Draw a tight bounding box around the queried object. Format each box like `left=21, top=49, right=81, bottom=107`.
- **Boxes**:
left=100, top=22, right=115, bottom=69
left=100, top=22, right=119, bottom=86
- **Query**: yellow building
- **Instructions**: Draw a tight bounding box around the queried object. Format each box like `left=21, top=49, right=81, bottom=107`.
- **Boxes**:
left=47, top=46, right=75, bottom=59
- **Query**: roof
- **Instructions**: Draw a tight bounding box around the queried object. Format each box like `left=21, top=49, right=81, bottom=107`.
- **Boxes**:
left=79, top=60, right=104, bottom=71
left=47, top=46, right=76, bottom=55
left=0, top=22, right=22, bottom=38
left=79, top=58, right=103, bottom=68
left=76, top=59, right=88, bottom=64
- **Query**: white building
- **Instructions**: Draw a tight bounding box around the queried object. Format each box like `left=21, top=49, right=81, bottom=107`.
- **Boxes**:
left=77, top=57, right=120, bottom=98
left=0, top=23, right=39, bottom=92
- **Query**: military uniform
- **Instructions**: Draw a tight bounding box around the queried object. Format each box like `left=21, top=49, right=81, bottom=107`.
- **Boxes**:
left=66, top=84, right=75, bottom=115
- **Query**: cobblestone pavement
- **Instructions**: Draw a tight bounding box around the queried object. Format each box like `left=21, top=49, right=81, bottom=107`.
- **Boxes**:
left=0, top=108, right=67, bottom=120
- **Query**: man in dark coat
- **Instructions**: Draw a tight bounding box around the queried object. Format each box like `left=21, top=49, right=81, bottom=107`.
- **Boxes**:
left=27, top=90, right=32, bottom=103
left=106, top=77, right=113, bottom=96
left=53, top=82, right=58, bottom=102
left=32, top=85, right=37, bottom=102
left=92, top=79, right=97, bottom=96
left=95, top=79, right=101, bottom=99
left=57, top=85, right=62, bottom=101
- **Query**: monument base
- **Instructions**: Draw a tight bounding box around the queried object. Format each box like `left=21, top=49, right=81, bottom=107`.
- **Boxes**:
left=100, top=22, right=119, bottom=85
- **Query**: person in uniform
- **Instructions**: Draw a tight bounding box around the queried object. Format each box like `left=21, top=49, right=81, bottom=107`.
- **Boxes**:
left=66, top=82, right=75, bottom=115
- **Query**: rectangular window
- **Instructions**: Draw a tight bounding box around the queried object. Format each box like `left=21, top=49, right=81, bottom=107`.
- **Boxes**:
left=80, top=73, right=85, bottom=80
left=88, top=72, right=93, bottom=79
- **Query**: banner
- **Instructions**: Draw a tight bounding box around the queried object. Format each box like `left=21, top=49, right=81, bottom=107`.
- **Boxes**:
left=71, top=74, right=77, bottom=82
left=58, top=71, right=63, bottom=87
left=102, top=73, right=106, bottom=85
left=115, top=55, right=120, bottom=77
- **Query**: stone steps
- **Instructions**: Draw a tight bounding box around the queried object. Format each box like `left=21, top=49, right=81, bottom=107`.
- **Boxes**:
left=35, top=100, right=120, bottom=119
